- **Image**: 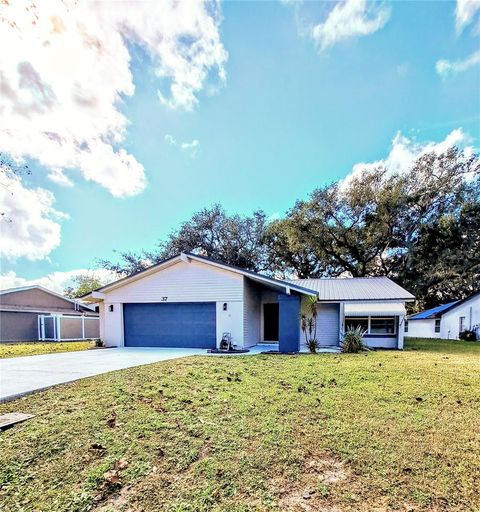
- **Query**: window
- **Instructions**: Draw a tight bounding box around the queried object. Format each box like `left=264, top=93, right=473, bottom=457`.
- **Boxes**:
left=435, top=319, right=441, bottom=333
left=344, top=317, right=396, bottom=335
left=404, top=320, right=409, bottom=333
left=370, top=318, right=396, bottom=334
left=345, top=317, right=368, bottom=332
left=459, top=316, right=466, bottom=333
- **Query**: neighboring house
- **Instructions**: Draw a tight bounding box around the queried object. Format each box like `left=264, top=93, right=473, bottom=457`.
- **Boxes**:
left=0, top=286, right=99, bottom=342
left=83, top=252, right=414, bottom=351
left=441, top=291, right=480, bottom=340
left=406, top=291, right=480, bottom=340
left=405, top=302, right=458, bottom=339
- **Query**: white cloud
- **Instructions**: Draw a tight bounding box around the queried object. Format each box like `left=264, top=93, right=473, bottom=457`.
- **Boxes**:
left=0, top=172, right=67, bottom=261
left=165, top=134, right=200, bottom=157
left=455, top=0, right=480, bottom=32
left=0, top=1, right=227, bottom=197
left=165, top=134, right=177, bottom=146
left=311, top=0, right=390, bottom=51
left=436, top=50, right=480, bottom=78
left=0, top=268, right=117, bottom=294
left=47, top=168, right=74, bottom=187
left=342, top=128, right=474, bottom=189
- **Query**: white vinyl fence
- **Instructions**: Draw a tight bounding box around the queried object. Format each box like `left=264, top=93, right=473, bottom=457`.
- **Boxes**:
left=38, top=315, right=100, bottom=341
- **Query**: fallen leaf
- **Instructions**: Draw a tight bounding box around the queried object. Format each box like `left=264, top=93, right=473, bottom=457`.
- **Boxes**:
left=115, top=458, right=128, bottom=471
left=103, top=469, right=121, bottom=485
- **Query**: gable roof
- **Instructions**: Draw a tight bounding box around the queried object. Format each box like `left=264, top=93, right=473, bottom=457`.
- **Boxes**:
left=0, top=285, right=96, bottom=311
left=437, top=290, right=480, bottom=316
left=83, top=253, right=414, bottom=302
left=287, top=277, right=415, bottom=301
left=83, top=252, right=318, bottom=299
left=409, top=301, right=459, bottom=320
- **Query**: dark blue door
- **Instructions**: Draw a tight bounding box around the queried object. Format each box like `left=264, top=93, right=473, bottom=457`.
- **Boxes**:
left=124, top=302, right=216, bottom=348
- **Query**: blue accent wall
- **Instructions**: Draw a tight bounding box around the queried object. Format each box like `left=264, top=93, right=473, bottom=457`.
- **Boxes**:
left=278, top=294, right=300, bottom=353
left=124, top=302, right=216, bottom=348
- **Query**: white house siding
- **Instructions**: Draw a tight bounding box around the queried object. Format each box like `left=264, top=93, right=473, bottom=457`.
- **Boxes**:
left=106, top=260, right=243, bottom=303
left=216, top=301, right=244, bottom=348
left=243, top=278, right=261, bottom=347
left=316, top=303, right=340, bottom=347
left=103, top=301, right=124, bottom=347
left=364, top=336, right=398, bottom=349
left=100, top=260, right=244, bottom=347
left=406, top=318, right=437, bottom=339
left=99, top=302, right=105, bottom=341
left=440, top=295, right=480, bottom=340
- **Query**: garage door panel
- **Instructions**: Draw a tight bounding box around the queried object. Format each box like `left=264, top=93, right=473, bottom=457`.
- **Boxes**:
left=124, top=302, right=216, bottom=348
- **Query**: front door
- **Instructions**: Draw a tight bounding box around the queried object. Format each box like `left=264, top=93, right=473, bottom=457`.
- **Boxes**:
left=263, top=303, right=279, bottom=341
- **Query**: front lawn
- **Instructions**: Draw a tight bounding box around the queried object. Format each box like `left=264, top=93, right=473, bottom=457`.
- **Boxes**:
left=0, top=338, right=479, bottom=511
left=0, top=341, right=95, bottom=359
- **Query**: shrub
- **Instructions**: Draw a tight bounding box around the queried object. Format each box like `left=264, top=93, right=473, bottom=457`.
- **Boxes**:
left=305, top=338, right=320, bottom=353
left=301, top=296, right=319, bottom=353
left=341, top=326, right=368, bottom=353
left=459, top=329, right=477, bottom=341
left=95, top=339, right=104, bottom=347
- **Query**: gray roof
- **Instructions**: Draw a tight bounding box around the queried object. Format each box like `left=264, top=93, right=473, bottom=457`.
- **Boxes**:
left=287, top=277, right=414, bottom=301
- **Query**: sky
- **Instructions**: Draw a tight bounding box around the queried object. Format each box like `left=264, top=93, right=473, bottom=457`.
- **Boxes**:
left=0, top=0, right=479, bottom=293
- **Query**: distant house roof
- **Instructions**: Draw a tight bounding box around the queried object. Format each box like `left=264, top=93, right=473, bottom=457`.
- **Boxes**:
left=409, top=301, right=459, bottom=320
left=287, top=277, right=414, bottom=301
left=437, top=290, right=480, bottom=317
left=0, top=285, right=96, bottom=313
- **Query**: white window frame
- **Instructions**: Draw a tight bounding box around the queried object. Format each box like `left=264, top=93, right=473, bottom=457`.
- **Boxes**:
left=404, top=320, right=409, bottom=333
left=344, top=316, right=397, bottom=336
left=434, top=318, right=441, bottom=333
left=459, top=316, right=466, bottom=333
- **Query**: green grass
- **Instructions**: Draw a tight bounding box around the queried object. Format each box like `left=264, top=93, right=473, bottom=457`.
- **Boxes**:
left=0, top=338, right=479, bottom=511
left=0, top=341, right=95, bottom=359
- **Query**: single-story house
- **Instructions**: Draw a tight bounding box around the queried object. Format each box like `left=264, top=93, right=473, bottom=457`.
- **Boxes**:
left=83, top=252, right=414, bottom=351
left=406, top=291, right=480, bottom=340
left=0, top=285, right=99, bottom=342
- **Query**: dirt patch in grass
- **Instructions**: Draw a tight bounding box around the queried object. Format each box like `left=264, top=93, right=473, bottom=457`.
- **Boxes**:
left=275, top=454, right=348, bottom=511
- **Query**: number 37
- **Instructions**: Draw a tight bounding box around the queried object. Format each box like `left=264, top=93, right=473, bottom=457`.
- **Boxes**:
left=160, top=296, right=168, bottom=302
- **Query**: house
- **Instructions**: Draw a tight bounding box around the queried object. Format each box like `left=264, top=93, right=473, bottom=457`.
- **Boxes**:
left=405, top=302, right=458, bottom=339
left=406, top=291, right=480, bottom=340
left=0, top=285, right=99, bottom=342
left=82, top=252, right=414, bottom=351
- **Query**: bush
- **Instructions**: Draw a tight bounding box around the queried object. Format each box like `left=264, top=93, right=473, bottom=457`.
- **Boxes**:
left=341, top=326, right=368, bottom=353
left=95, top=339, right=104, bottom=347
left=306, top=338, right=320, bottom=353
left=459, top=330, right=477, bottom=341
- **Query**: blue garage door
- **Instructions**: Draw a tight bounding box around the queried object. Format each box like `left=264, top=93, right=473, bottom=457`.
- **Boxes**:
left=123, top=302, right=216, bottom=348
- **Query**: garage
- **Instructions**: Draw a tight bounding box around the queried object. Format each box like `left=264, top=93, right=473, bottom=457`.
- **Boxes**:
left=123, top=302, right=216, bottom=348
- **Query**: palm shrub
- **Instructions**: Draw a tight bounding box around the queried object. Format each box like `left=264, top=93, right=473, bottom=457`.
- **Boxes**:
left=341, top=326, right=367, bottom=353
left=301, top=296, right=319, bottom=353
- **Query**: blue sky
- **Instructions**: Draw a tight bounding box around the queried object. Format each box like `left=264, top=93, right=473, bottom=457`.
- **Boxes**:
left=0, top=0, right=479, bottom=291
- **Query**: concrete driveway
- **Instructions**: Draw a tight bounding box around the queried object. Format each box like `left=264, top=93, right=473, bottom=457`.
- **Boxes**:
left=0, top=347, right=206, bottom=402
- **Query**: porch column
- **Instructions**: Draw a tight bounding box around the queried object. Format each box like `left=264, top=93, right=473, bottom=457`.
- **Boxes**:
left=278, top=294, right=300, bottom=353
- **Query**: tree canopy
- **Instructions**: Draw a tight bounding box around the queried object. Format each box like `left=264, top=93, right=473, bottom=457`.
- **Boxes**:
left=64, top=273, right=108, bottom=299
left=101, top=147, right=479, bottom=309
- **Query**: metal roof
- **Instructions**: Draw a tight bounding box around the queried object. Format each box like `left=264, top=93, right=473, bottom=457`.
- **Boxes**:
left=409, top=301, right=460, bottom=320
left=287, top=277, right=414, bottom=301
